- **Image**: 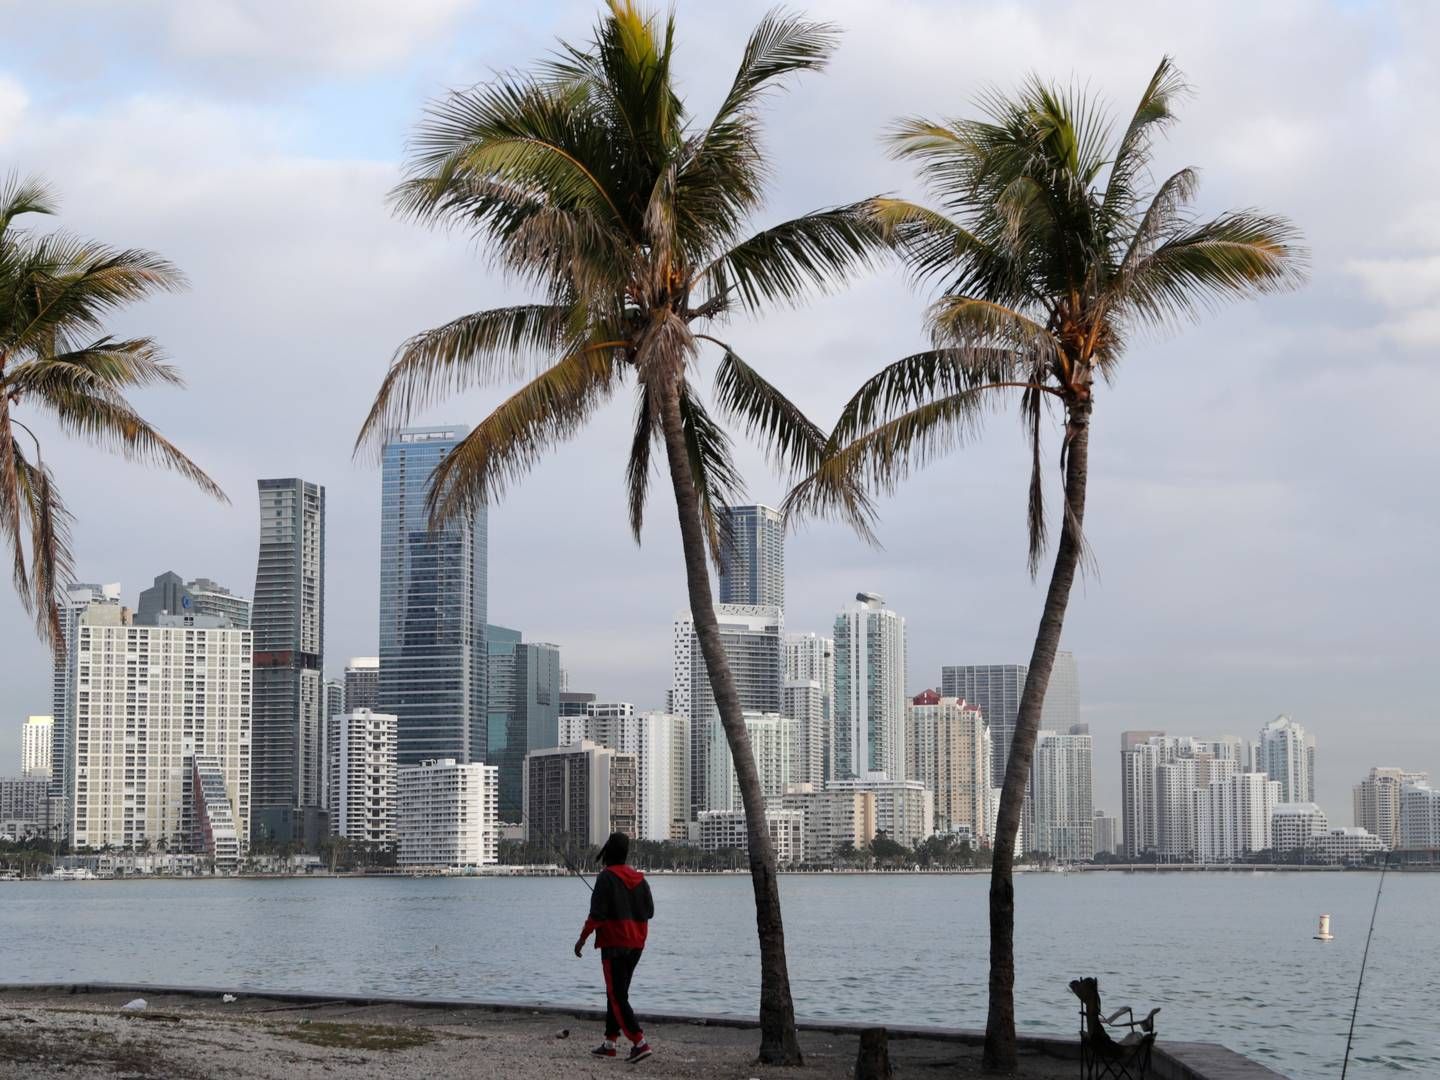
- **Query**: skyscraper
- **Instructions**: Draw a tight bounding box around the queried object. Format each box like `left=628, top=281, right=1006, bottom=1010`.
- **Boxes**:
left=327, top=709, right=398, bottom=845
left=486, top=625, right=562, bottom=821
left=343, top=657, right=380, bottom=712
left=941, top=664, right=1025, bottom=781
left=251, top=478, right=326, bottom=844
left=833, top=593, right=906, bottom=781
left=1030, top=724, right=1094, bottom=862
left=50, top=582, right=121, bottom=827
left=21, top=715, right=53, bottom=779
left=1193, top=772, right=1282, bottom=862
left=673, top=604, right=783, bottom=817
left=941, top=650, right=1079, bottom=780
left=378, top=426, right=488, bottom=767
left=905, top=691, right=991, bottom=839
left=717, top=504, right=785, bottom=609
left=784, top=633, right=835, bottom=783
left=1257, top=715, right=1314, bottom=804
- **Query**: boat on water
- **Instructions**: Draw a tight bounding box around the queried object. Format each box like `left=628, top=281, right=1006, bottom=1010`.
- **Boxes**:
left=48, top=867, right=99, bottom=881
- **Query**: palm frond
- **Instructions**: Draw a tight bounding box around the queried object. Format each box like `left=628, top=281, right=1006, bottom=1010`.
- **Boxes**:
left=785, top=386, right=1000, bottom=538
left=0, top=415, right=33, bottom=612
left=625, top=387, right=657, bottom=543
left=5, top=339, right=184, bottom=397
left=705, top=9, right=838, bottom=147
left=31, top=388, right=226, bottom=503
left=426, top=344, right=627, bottom=526
left=826, top=347, right=1030, bottom=449
left=0, top=173, right=57, bottom=235
left=1102, top=57, right=1189, bottom=223
left=693, top=202, right=884, bottom=312
left=3, top=238, right=184, bottom=354
left=676, top=382, right=744, bottom=570
left=356, top=304, right=582, bottom=455
left=1115, top=210, right=1307, bottom=327
left=12, top=446, right=73, bottom=648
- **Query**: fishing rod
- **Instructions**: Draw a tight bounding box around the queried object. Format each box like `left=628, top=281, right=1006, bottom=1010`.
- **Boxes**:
left=1340, top=852, right=1394, bottom=1080
left=533, top=824, right=594, bottom=892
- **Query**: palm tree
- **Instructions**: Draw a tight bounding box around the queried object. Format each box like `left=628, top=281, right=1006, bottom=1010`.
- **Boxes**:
left=0, top=175, right=225, bottom=647
left=787, top=59, right=1304, bottom=1070
left=358, top=3, right=881, bottom=1062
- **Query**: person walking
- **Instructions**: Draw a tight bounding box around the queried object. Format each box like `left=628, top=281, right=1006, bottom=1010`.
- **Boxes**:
left=575, top=832, right=655, bottom=1063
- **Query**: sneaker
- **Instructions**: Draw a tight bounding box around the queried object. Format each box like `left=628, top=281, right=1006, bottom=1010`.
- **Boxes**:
left=591, top=1043, right=618, bottom=1058
left=626, top=1042, right=652, bottom=1064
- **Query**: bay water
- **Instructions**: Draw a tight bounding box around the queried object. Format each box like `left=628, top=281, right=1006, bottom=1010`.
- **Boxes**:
left=2, top=871, right=1436, bottom=1078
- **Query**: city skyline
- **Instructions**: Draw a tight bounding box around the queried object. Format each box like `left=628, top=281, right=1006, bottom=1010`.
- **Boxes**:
left=0, top=1, right=1436, bottom=824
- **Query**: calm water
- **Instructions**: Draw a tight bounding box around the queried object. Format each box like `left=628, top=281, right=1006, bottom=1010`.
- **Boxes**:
left=2, top=871, right=1436, bottom=1079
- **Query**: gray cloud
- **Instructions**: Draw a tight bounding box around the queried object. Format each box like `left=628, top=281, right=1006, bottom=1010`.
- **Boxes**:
left=0, top=1, right=1434, bottom=824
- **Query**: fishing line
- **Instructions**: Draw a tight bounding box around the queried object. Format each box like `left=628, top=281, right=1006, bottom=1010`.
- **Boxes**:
left=1340, top=852, right=1393, bottom=1079
left=535, top=825, right=594, bottom=892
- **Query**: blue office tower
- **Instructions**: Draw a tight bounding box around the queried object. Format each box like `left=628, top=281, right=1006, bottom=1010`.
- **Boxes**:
left=378, top=427, right=488, bottom=766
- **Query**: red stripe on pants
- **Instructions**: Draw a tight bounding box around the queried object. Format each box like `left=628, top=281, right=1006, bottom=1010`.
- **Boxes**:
left=602, top=956, right=641, bottom=1043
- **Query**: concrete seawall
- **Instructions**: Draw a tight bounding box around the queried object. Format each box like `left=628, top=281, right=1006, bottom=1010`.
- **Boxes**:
left=0, top=982, right=1288, bottom=1079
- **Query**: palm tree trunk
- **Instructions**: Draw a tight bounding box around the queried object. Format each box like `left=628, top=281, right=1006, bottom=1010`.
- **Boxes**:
left=982, top=403, right=1091, bottom=1073
left=656, top=379, right=804, bottom=1066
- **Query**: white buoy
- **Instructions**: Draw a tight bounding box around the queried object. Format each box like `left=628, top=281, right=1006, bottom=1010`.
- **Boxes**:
left=1314, top=913, right=1334, bottom=941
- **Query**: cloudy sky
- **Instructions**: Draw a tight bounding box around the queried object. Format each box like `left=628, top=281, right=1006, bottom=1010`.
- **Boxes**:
left=1, top=0, right=1435, bottom=821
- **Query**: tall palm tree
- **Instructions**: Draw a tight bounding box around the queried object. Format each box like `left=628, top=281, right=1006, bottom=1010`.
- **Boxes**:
left=787, top=59, right=1304, bottom=1070
left=0, top=175, right=225, bottom=647
left=357, top=3, right=881, bottom=1062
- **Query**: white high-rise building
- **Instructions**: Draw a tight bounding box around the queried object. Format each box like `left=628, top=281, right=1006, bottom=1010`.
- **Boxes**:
left=696, top=808, right=804, bottom=865
left=698, top=712, right=797, bottom=814
left=70, top=606, right=251, bottom=855
left=1030, top=725, right=1094, bottom=862
left=1092, top=811, right=1120, bottom=856
left=327, top=710, right=397, bottom=845
left=1257, top=715, right=1314, bottom=804
left=21, top=715, right=53, bottom=779
left=784, top=633, right=835, bottom=783
left=557, top=709, right=678, bottom=842
left=50, top=582, right=122, bottom=826
left=1399, top=784, right=1440, bottom=850
left=1121, top=732, right=1244, bottom=858
left=1354, top=767, right=1430, bottom=848
left=826, top=776, right=933, bottom=848
left=1271, top=802, right=1328, bottom=853
left=782, top=679, right=826, bottom=788
left=1193, top=772, right=1281, bottom=862
left=780, top=784, right=877, bottom=862
left=396, top=758, right=499, bottom=866
left=905, top=692, right=991, bottom=840
left=833, top=593, right=906, bottom=781
left=673, top=604, right=783, bottom=817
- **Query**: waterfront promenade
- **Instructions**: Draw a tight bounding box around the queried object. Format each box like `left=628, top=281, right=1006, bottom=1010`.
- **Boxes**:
left=0, top=986, right=1284, bottom=1079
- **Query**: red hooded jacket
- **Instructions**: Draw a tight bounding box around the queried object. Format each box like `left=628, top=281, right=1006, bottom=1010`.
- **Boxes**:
left=581, top=864, right=654, bottom=950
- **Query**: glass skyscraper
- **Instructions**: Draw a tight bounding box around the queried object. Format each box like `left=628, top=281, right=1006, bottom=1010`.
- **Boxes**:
left=717, top=504, right=785, bottom=609
left=378, top=427, right=488, bottom=767
left=941, top=650, right=1079, bottom=781
left=486, top=625, right=561, bottom=822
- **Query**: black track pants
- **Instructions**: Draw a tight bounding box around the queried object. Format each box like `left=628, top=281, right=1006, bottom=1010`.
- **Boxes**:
left=601, top=947, right=643, bottom=1042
